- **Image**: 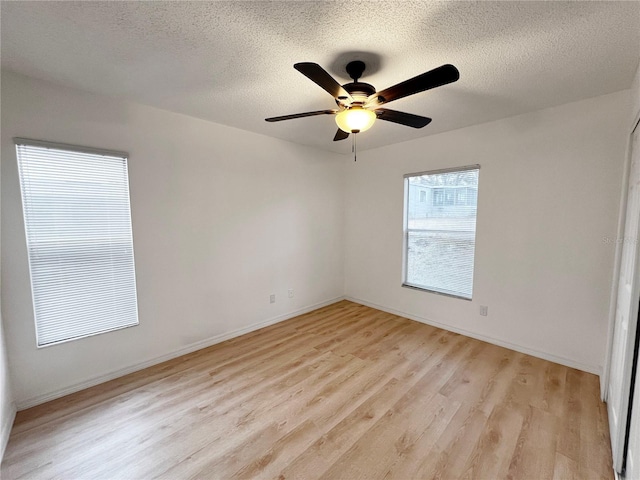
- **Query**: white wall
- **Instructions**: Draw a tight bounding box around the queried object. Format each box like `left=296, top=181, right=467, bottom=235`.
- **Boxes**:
left=0, top=315, right=15, bottom=462
left=625, top=57, right=640, bottom=480
left=0, top=125, right=16, bottom=460
left=344, top=90, right=629, bottom=374
left=1, top=71, right=346, bottom=408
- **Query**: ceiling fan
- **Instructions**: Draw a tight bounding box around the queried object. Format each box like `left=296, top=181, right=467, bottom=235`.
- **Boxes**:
left=265, top=60, right=460, bottom=142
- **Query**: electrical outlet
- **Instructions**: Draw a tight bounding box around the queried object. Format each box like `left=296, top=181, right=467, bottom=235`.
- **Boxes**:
left=288, top=288, right=294, bottom=298
left=479, top=305, right=488, bottom=316
left=270, top=294, right=276, bottom=304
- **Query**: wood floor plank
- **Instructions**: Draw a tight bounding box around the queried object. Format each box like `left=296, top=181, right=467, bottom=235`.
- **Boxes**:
left=553, top=452, right=580, bottom=480
left=458, top=401, right=524, bottom=479
left=379, top=394, right=461, bottom=480
left=49, top=351, right=352, bottom=479
left=316, top=338, right=479, bottom=480
left=278, top=332, right=471, bottom=480
left=578, top=370, right=614, bottom=479
left=557, top=368, right=583, bottom=463
left=152, top=351, right=372, bottom=480
left=0, top=301, right=614, bottom=480
left=10, top=318, right=315, bottom=436
left=5, top=340, right=325, bottom=472
left=506, top=405, right=559, bottom=480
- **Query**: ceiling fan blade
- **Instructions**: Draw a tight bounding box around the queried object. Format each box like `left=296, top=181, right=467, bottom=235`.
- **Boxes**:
left=265, top=109, right=337, bottom=122
left=373, top=64, right=459, bottom=105
left=294, top=63, right=353, bottom=101
left=333, top=129, right=350, bottom=141
left=375, top=108, right=432, bottom=128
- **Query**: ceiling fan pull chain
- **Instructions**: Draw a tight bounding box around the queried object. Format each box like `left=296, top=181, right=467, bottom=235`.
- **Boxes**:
left=353, top=133, right=357, bottom=162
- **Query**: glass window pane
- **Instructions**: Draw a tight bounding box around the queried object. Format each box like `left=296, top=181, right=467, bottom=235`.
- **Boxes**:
left=404, top=167, right=479, bottom=299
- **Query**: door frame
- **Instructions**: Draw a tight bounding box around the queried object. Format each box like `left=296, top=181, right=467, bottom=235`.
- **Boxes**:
left=603, top=113, right=640, bottom=472
left=603, top=112, right=640, bottom=401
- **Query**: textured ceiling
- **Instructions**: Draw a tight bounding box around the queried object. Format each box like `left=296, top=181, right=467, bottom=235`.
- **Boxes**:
left=1, top=1, right=639, bottom=154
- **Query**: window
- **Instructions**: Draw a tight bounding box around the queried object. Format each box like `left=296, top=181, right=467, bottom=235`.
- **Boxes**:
left=15, top=138, right=139, bottom=346
left=419, top=190, right=427, bottom=202
left=403, top=165, right=480, bottom=299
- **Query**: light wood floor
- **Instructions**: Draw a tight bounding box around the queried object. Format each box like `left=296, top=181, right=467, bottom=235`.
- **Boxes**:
left=2, top=301, right=613, bottom=480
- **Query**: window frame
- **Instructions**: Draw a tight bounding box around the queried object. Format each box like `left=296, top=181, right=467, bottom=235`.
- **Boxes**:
left=402, top=164, right=480, bottom=301
left=14, top=137, right=139, bottom=347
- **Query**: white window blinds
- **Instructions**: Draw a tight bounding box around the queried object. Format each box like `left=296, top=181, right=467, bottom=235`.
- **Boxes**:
left=403, top=166, right=479, bottom=299
left=15, top=139, right=139, bottom=347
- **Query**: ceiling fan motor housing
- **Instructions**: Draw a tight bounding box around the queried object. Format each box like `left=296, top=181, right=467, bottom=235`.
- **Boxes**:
left=337, top=82, right=376, bottom=108
left=334, top=60, right=377, bottom=108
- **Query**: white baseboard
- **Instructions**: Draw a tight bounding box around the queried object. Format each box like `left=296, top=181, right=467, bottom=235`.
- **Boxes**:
left=1, top=401, right=16, bottom=463
left=17, top=296, right=345, bottom=410
left=345, top=296, right=601, bottom=376
left=17, top=295, right=600, bottom=410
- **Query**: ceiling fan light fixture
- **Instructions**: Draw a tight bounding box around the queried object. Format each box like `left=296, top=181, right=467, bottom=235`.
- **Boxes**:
left=335, top=107, right=376, bottom=133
